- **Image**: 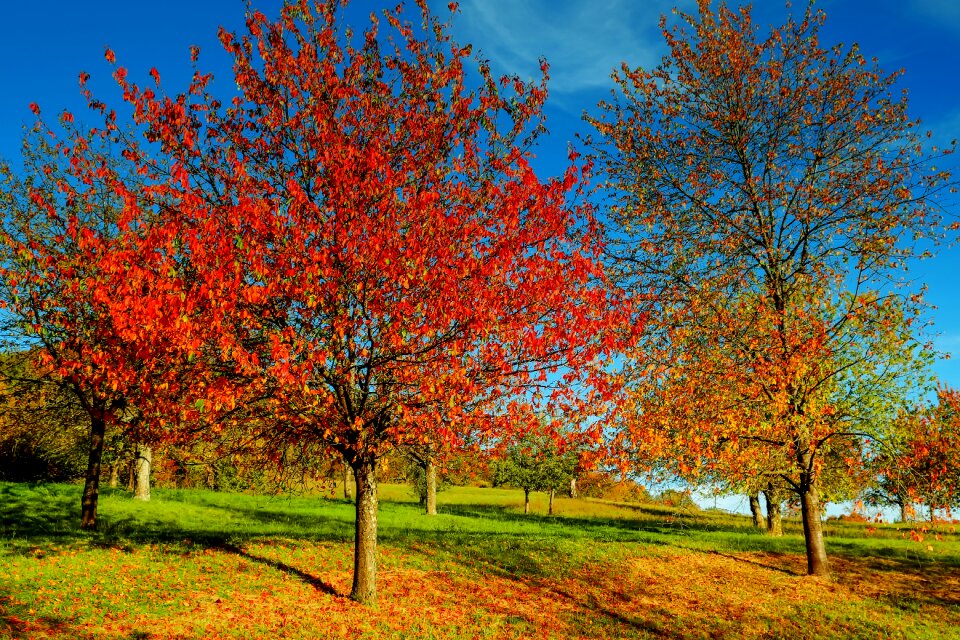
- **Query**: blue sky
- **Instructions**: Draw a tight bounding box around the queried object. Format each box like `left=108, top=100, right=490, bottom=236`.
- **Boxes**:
left=1, top=0, right=958, bottom=393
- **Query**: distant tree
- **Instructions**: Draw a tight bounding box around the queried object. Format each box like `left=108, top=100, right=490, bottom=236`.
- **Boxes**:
left=748, top=491, right=764, bottom=529
left=403, top=444, right=447, bottom=514
left=868, top=389, right=960, bottom=521
left=494, top=432, right=578, bottom=515
left=655, top=489, right=700, bottom=510
left=592, top=0, right=952, bottom=577
left=0, top=351, right=88, bottom=481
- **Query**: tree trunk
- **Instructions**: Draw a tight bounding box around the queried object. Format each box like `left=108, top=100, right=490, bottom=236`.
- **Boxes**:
left=524, top=488, right=530, bottom=514
left=899, top=499, right=909, bottom=523
left=764, top=483, right=783, bottom=537
left=549, top=488, right=555, bottom=516
left=425, top=455, right=437, bottom=516
left=80, top=412, right=107, bottom=531
left=798, top=472, right=829, bottom=577
left=108, top=463, right=119, bottom=489
left=343, top=463, right=352, bottom=502
left=133, top=444, right=152, bottom=501
left=207, top=463, right=217, bottom=491
left=569, top=476, right=578, bottom=499
left=351, top=457, right=378, bottom=604
left=749, top=492, right=764, bottom=529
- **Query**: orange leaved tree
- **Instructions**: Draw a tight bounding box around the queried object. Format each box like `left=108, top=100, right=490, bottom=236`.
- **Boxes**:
left=590, top=0, right=952, bottom=577
left=87, top=0, right=631, bottom=603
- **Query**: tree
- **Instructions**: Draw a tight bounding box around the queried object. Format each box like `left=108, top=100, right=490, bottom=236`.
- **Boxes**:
left=0, top=351, right=89, bottom=482
left=494, top=432, right=578, bottom=515
left=0, top=117, right=197, bottom=529
left=403, top=442, right=448, bottom=515
left=868, top=388, right=960, bottom=520
left=591, top=1, right=952, bottom=577
left=748, top=491, right=764, bottom=529
left=88, top=0, right=629, bottom=603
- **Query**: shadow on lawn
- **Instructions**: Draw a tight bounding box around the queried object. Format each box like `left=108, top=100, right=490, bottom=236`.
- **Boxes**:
left=435, top=501, right=759, bottom=542
left=216, top=541, right=339, bottom=596
left=3, top=482, right=959, bottom=620
left=0, top=591, right=78, bottom=640
left=0, top=483, right=79, bottom=541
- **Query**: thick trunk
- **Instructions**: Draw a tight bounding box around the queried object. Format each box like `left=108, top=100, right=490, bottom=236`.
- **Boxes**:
left=524, top=488, right=530, bottom=515
left=425, top=455, right=437, bottom=516
left=749, top=492, right=764, bottom=529
left=133, top=444, right=152, bottom=501
left=80, top=412, right=107, bottom=530
left=899, top=499, right=909, bottom=523
left=351, top=457, right=379, bottom=604
left=798, top=475, right=829, bottom=577
left=569, top=476, right=578, bottom=499
left=549, top=488, right=555, bottom=516
left=108, top=463, right=119, bottom=489
left=764, top=483, right=783, bottom=537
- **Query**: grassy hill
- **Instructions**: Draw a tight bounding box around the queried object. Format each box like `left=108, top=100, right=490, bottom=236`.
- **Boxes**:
left=1, top=481, right=957, bottom=638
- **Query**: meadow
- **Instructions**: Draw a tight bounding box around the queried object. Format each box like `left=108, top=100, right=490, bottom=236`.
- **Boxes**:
left=1, top=482, right=958, bottom=639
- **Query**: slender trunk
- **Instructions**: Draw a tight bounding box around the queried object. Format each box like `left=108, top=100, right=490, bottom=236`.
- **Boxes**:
left=569, top=476, right=578, bottom=499
left=549, top=488, right=555, bottom=516
left=351, top=457, right=378, bottom=604
left=425, top=455, right=437, bottom=516
left=108, top=463, right=119, bottom=489
left=343, top=463, right=352, bottom=502
left=524, top=488, right=530, bottom=515
left=749, top=492, right=764, bottom=529
left=80, top=412, right=107, bottom=530
left=205, top=464, right=216, bottom=490
left=798, top=472, right=829, bottom=577
left=764, top=484, right=783, bottom=537
left=133, top=444, right=152, bottom=501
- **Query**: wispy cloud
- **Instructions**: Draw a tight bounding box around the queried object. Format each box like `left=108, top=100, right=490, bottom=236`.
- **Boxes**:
left=442, top=0, right=686, bottom=95
left=912, top=0, right=960, bottom=32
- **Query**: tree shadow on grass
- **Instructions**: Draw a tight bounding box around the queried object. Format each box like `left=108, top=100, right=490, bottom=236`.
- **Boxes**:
left=708, top=549, right=802, bottom=576
left=0, top=482, right=354, bottom=557
left=215, top=541, right=339, bottom=596
left=4, top=482, right=959, bottom=620
left=0, top=482, right=80, bottom=541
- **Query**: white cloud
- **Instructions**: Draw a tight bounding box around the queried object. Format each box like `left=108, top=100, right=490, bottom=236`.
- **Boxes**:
left=443, top=0, right=687, bottom=94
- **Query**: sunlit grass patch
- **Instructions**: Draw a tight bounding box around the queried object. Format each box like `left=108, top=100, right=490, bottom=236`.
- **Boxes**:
left=1, top=481, right=958, bottom=639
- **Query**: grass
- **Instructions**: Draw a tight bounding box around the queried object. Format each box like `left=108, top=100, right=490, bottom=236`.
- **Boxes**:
left=1, top=481, right=958, bottom=639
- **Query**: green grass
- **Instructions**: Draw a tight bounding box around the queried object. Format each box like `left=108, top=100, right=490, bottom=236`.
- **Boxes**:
left=1, top=481, right=958, bottom=639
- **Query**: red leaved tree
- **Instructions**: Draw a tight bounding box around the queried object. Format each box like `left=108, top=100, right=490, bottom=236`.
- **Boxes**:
left=869, top=386, right=960, bottom=521
left=0, top=113, right=204, bottom=529
left=89, top=0, right=631, bottom=603
left=591, top=0, right=953, bottom=577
